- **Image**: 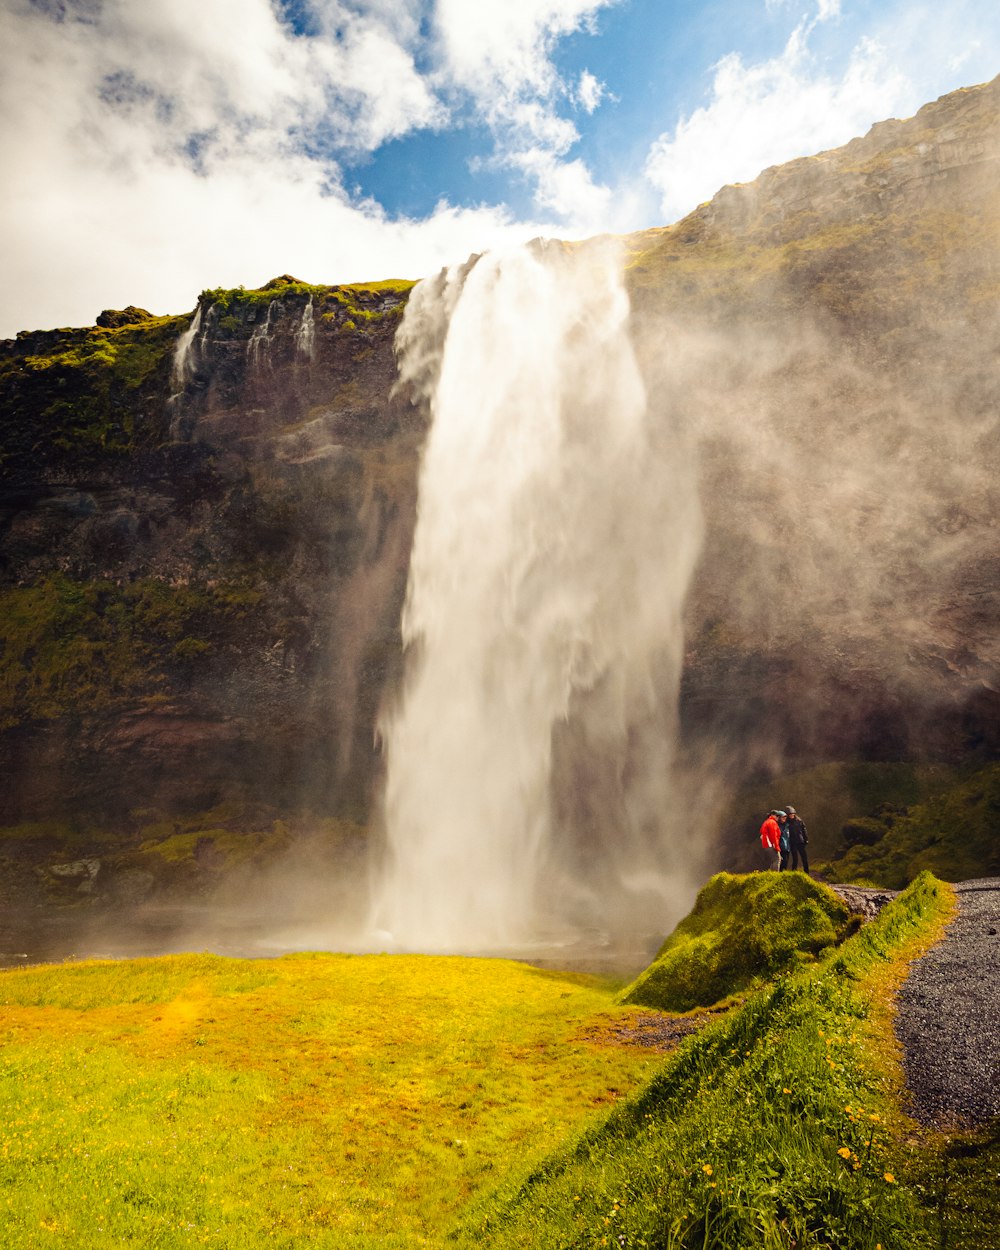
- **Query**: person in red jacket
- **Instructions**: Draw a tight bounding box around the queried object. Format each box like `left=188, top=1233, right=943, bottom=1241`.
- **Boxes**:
left=759, top=810, right=783, bottom=870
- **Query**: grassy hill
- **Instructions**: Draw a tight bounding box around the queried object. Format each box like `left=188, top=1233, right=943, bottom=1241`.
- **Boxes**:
left=2, top=873, right=996, bottom=1249
left=619, top=872, right=855, bottom=1012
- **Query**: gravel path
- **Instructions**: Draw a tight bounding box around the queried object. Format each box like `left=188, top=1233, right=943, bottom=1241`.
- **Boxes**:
left=895, top=878, right=1000, bottom=1127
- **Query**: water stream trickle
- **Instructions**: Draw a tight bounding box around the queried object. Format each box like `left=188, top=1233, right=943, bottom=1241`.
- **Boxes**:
left=369, top=240, right=703, bottom=954
left=297, top=295, right=315, bottom=359
left=248, top=301, right=276, bottom=370
left=167, top=304, right=209, bottom=439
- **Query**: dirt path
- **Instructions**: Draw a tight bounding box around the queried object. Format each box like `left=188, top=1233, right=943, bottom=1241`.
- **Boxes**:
left=895, top=878, right=1000, bottom=1127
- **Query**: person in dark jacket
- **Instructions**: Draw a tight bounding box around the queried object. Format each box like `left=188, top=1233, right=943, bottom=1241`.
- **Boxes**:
left=785, top=805, right=809, bottom=873
left=777, top=810, right=791, bottom=870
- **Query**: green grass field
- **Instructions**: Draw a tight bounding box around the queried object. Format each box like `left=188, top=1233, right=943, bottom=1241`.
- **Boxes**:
left=0, top=952, right=660, bottom=1248
left=1, top=874, right=990, bottom=1249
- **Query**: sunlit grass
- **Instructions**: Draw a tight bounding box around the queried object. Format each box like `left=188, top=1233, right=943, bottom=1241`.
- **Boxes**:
left=467, top=872, right=955, bottom=1250
left=0, top=952, right=660, bottom=1248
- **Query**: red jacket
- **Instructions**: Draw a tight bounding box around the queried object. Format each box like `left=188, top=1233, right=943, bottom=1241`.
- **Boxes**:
left=760, top=815, right=781, bottom=852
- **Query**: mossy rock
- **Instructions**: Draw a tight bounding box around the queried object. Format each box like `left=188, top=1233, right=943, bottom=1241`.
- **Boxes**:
left=618, top=871, right=853, bottom=1012
left=821, top=761, right=1000, bottom=888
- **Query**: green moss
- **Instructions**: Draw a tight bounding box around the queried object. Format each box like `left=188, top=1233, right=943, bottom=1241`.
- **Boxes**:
left=138, top=825, right=291, bottom=866
left=820, top=762, right=1000, bottom=888
left=0, top=314, right=189, bottom=460
left=199, top=277, right=414, bottom=330
left=623, top=198, right=1000, bottom=336
left=619, top=871, right=853, bottom=1012
left=0, top=575, right=265, bottom=729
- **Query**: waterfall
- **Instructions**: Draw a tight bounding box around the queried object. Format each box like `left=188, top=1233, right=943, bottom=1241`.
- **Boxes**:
left=370, top=240, right=703, bottom=954
left=167, top=304, right=209, bottom=439
left=170, top=304, right=203, bottom=394
left=248, top=301, right=276, bottom=370
left=297, top=295, right=315, bottom=359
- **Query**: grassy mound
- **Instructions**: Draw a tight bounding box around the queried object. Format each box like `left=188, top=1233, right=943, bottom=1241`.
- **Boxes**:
left=619, top=871, right=854, bottom=1013
left=465, top=872, right=952, bottom=1250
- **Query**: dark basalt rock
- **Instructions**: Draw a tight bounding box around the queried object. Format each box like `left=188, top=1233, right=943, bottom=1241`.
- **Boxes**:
left=96, top=305, right=154, bottom=328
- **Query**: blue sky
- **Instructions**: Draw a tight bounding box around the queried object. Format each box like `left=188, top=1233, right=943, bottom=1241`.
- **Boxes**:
left=1, top=0, right=998, bottom=336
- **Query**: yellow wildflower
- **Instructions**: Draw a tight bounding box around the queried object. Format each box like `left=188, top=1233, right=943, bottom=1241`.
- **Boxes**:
left=837, top=1147, right=852, bottom=1159
left=884, top=1173, right=896, bottom=1184
left=702, top=1164, right=713, bottom=1175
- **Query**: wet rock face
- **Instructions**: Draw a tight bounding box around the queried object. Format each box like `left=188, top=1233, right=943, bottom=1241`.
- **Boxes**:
left=632, top=75, right=1000, bottom=773
left=0, top=281, right=421, bottom=828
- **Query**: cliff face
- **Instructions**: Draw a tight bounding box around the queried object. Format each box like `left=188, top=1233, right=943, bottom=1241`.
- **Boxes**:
left=626, top=75, right=1000, bottom=777
left=2, top=77, right=1000, bottom=887
left=0, top=278, right=420, bottom=834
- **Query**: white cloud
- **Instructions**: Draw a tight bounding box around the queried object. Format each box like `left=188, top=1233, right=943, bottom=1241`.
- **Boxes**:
left=576, top=69, right=606, bottom=113
left=0, top=0, right=625, bottom=333
left=644, top=26, right=916, bottom=223
left=0, top=0, right=548, bottom=335
left=433, top=0, right=607, bottom=98
left=511, top=151, right=612, bottom=227
left=432, top=0, right=619, bottom=219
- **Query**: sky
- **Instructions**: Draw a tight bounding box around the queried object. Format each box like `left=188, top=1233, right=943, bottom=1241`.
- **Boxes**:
left=1, top=0, right=998, bottom=337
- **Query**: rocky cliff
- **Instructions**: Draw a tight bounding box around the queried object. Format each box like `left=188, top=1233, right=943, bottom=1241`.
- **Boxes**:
left=2, top=76, right=1000, bottom=901
left=628, top=75, right=1000, bottom=774
left=0, top=278, right=419, bottom=848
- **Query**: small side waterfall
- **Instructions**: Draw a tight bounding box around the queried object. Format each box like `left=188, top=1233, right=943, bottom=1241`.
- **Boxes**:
left=167, top=304, right=210, bottom=439
left=248, top=301, right=276, bottom=370
left=297, top=295, right=315, bottom=359
left=369, top=240, right=703, bottom=953
left=170, top=304, right=204, bottom=395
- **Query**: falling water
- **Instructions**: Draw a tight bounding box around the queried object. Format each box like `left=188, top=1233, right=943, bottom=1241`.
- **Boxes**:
left=248, top=301, right=276, bottom=369
left=370, top=240, right=703, bottom=954
left=170, top=304, right=203, bottom=394
left=167, top=304, right=209, bottom=439
left=296, top=295, right=315, bottom=359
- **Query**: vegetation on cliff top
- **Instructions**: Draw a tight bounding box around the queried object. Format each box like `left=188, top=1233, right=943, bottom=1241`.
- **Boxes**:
left=199, top=275, right=414, bottom=333
left=623, top=75, right=1000, bottom=327
left=618, top=871, right=855, bottom=1012
left=0, top=313, right=189, bottom=462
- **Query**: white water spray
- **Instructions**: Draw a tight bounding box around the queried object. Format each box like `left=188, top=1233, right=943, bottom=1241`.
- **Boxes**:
left=171, top=306, right=202, bottom=389
left=371, top=240, right=703, bottom=953
left=248, top=301, right=276, bottom=370
left=297, top=295, right=315, bottom=359
left=168, top=304, right=210, bottom=438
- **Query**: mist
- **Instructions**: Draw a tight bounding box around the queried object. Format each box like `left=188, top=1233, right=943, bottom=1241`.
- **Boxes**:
left=368, top=239, right=706, bottom=955
left=6, top=79, right=998, bottom=971
left=362, top=146, right=1000, bottom=954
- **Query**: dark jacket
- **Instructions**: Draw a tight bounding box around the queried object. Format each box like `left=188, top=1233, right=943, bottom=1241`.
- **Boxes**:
left=787, top=815, right=808, bottom=847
